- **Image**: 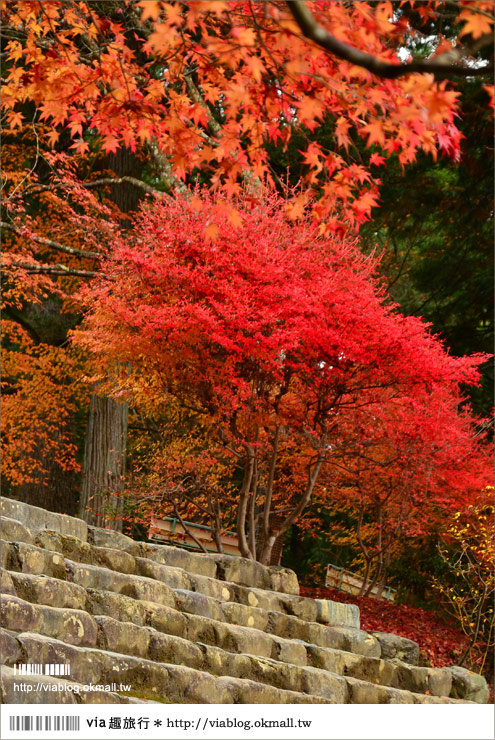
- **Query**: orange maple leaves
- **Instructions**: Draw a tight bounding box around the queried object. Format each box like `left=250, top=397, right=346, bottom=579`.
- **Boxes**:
left=2, top=0, right=489, bottom=229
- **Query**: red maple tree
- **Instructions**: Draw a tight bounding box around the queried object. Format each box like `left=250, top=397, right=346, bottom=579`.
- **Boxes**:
left=75, top=193, right=488, bottom=563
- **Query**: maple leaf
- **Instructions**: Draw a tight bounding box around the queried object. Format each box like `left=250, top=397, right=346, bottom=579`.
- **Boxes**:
left=301, top=143, right=323, bottom=171
left=362, top=120, right=386, bottom=148
left=231, top=25, right=256, bottom=47
left=70, top=138, right=90, bottom=156
left=333, top=116, right=352, bottom=151
left=138, top=1, right=163, bottom=22
left=204, top=222, right=219, bottom=241
left=458, top=8, right=494, bottom=39
left=228, top=208, right=242, bottom=228
left=352, top=190, right=379, bottom=218
left=6, top=110, right=23, bottom=129
left=369, top=152, right=385, bottom=166
left=101, top=134, right=120, bottom=154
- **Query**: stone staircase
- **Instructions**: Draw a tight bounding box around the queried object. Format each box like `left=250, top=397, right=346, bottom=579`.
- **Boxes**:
left=0, top=498, right=489, bottom=705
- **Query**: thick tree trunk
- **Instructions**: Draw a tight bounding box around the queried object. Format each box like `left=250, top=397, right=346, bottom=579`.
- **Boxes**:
left=79, top=148, right=142, bottom=529
left=79, top=394, right=128, bottom=527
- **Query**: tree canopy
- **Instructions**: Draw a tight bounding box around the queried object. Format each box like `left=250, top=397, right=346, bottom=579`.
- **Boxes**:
left=1, top=1, right=493, bottom=580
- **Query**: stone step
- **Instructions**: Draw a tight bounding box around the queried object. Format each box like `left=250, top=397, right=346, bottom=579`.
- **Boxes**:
left=0, top=590, right=463, bottom=702
left=0, top=501, right=87, bottom=542
left=0, top=587, right=369, bottom=676
left=1, top=520, right=359, bottom=628
left=1, top=627, right=468, bottom=705
left=1, top=500, right=488, bottom=705
left=6, top=632, right=333, bottom=704
left=1, top=538, right=371, bottom=657
left=1, top=510, right=298, bottom=595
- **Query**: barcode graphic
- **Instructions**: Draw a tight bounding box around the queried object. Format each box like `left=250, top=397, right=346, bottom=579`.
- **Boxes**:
left=9, top=716, right=80, bottom=731
left=13, top=664, right=70, bottom=676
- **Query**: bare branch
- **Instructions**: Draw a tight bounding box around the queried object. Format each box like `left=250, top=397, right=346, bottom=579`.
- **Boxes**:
left=82, top=176, right=168, bottom=198
left=287, top=0, right=494, bottom=80
left=3, top=260, right=97, bottom=278
left=1, top=221, right=101, bottom=260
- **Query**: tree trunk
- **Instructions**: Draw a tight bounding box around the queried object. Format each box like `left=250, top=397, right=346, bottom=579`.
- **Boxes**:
left=79, top=148, right=142, bottom=529
left=79, top=394, right=128, bottom=527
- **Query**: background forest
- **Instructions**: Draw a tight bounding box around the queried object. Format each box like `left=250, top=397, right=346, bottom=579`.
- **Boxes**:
left=1, top=0, right=493, bottom=683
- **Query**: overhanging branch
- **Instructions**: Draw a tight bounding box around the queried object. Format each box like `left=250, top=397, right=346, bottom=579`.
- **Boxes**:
left=287, top=0, right=494, bottom=79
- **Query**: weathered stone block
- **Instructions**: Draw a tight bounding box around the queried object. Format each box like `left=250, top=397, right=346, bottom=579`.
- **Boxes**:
left=217, top=676, right=330, bottom=704
left=0, top=499, right=87, bottom=542
left=231, top=584, right=281, bottom=612
left=0, top=540, right=13, bottom=569
left=271, top=635, right=307, bottom=666
left=392, top=661, right=428, bottom=694
left=87, top=525, right=142, bottom=556
left=446, top=665, right=489, bottom=703
left=95, top=615, right=151, bottom=657
left=141, top=601, right=187, bottom=638
left=220, top=622, right=274, bottom=658
left=94, top=547, right=136, bottom=574
left=213, top=555, right=270, bottom=590
left=315, top=598, right=360, bottom=629
left=0, top=595, right=42, bottom=633
left=34, top=531, right=94, bottom=564
left=202, top=644, right=254, bottom=681
left=277, top=593, right=318, bottom=622
left=307, top=644, right=347, bottom=674
left=67, top=561, right=176, bottom=609
left=87, top=589, right=147, bottom=626
left=189, top=573, right=234, bottom=602
left=312, top=626, right=380, bottom=658
left=428, top=667, right=452, bottom=697
left=342, top=629, right=381, bottom=658
left=11, top=542, right=67, bottom=579
left=0, top=628, right=21, bottom=665
left=174, top=589, right=224, bottom=622
left=148, top=630, right=203, bottom=669
left=168, top=665, right=235, bottom=703
left=11, top=572, right=87, bottom=610
left=266, top=565, right=299, bottom=595
left=136, top=558, right=191, bottom=590
left=346, top=676, right=389, bottom=703
left=16, top=633, right=104, bottom=686
left=267, top=611, right=311, bottom=642
left=385, top=686, right=415, bottom=704
left=300, top=665, right=348, bottom=702
left=221, top=601, right=269, bottom=631
left=0, top=569, right=16, bottom=596
left=126, top=575, right=177, bottom=608
left=183, top=612, right=218, bottom=645
left=0, top=517, right=33, bottom=545
left=143, top=543, right=217, bottom=579
left=38, top=604, right=98, bottom=647
left=371, top=631, right=420, bottom=664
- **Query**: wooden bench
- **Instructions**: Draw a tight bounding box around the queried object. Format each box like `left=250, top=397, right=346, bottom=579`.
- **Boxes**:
left=148, top=516, right=241, bottom=555
left=325, top=564, right=396, bottom=601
